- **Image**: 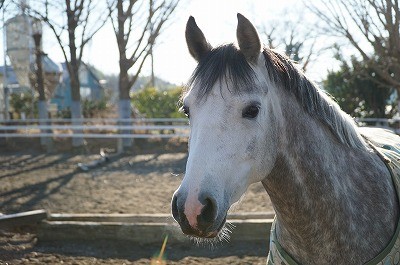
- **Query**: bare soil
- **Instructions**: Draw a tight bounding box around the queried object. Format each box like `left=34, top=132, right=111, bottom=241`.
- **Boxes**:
left=0, top=146, right=273, bottom=264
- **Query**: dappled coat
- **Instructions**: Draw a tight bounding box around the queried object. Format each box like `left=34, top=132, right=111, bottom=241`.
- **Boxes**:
left=267, top=136, right=400, bottom=265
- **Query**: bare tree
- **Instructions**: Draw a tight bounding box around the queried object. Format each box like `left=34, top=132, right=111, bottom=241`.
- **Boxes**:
left=306, top=0, right=400, bottom=111
left=28, top=0, right=107, bottom=147
left=107, top=0, right=179, bottom=151
left=258, top=15, right=322, bottom=73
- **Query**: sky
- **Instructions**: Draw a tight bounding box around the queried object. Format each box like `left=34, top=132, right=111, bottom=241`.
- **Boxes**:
left=2, top=0, right=340, bottom=86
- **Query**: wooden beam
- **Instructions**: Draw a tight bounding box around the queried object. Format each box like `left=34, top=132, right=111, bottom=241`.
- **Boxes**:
left=38, top=217, right=273, bottom=244
left=48, top=212, right=275, bottom=223
left=0, top=212, right=271, bottom=244
left=0, top=209, right=48, bottom=230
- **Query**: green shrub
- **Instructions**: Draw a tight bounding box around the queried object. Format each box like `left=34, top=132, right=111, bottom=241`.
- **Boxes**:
left=82, top=99, right=108, bottom=118
left=10, top=92, right=37, bottom=116
left=57, top=108, right=72, bottom=119
left=131, top=86, right=185, bottom=118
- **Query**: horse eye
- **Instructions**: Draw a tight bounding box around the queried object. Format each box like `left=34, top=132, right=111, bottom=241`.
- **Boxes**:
left=242, top=104, right=260, bottom=119
left=181, top=105, right=190, bottom=118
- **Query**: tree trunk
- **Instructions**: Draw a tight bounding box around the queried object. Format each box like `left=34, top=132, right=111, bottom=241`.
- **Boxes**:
left=68, top=44, right=83, bottom=147
left=118, top=99, right=132, bottom=152
left=71, top=100, right=83, bottom=147
left=118, top=67, right=133, bottom=152
left=34, top=33, right=53, bottom=152
left=37, top=100, right=53, bottom=152
left=67, top=3, right=83, bottom=148
left=70, top=69, right=83, bottom=147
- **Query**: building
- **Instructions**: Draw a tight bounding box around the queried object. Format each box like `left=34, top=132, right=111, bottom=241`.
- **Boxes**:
left=0, top=61, right=106, bottom=115
left=0, top=54, right=62, bottom=118
left=51, top=63, right=106, bottom=111
left=0, top=12, right=105, bottom=118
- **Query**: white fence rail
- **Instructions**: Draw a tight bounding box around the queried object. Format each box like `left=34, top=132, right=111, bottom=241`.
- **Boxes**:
left=356, top=118, right=400, bottom=133
left=0, top=117, right=399, bottom=139
left=0, top=118, right=190, bottom=139
left=0, top=118, right=188, bottom=123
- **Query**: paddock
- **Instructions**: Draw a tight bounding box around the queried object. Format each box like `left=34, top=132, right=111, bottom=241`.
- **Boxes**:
left=1, top=117, right=398, bottom=264
left=0, top=150, right=272, bottom=264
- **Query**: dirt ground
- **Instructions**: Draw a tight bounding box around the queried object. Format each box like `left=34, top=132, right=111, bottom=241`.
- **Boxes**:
left=0, top=146, right=274, bottom=264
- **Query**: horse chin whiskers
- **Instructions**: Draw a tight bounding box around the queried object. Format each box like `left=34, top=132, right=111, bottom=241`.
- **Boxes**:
left=188, top=221, right=235, bottom=249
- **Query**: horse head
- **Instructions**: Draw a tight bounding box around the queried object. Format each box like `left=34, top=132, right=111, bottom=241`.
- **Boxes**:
left=171, top=14, right=282, bottom=239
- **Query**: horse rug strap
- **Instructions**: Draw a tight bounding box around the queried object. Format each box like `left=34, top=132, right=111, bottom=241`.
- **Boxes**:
left=267, top=139, right=400, bottom=265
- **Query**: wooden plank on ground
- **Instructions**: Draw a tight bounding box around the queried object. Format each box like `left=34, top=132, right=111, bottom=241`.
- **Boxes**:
left=37, top=218, right=273, bottom=245
left=38, top=221, right=187, bottom=244
left=0, top=209, right=48, bottom=229
left=48, top=212, right=275, bottom=223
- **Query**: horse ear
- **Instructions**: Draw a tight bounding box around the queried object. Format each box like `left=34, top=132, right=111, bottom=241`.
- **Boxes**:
left=186, top=16, right=212, bottom=62
left=236, top=13, right=262, bottom=63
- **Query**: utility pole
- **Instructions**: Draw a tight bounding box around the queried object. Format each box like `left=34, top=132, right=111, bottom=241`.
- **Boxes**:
left=150, top=44, right=155, bottom=87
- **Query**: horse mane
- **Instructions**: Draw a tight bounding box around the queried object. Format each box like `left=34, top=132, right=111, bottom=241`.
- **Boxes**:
left=187, top=44, right=366, bottom=150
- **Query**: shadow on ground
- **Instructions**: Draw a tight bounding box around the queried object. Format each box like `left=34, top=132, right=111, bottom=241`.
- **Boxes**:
left=0, top=233, right=268, bottom=262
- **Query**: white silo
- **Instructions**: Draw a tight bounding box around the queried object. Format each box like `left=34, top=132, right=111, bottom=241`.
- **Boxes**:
left=5, top=13, right=33, bottom=89
left=2, top=10, right=61, bottom=120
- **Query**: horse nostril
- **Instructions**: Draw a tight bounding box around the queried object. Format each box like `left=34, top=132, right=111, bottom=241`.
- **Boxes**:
left=171, top=194, right=180, bottom=222
left=200, top=198, right=217, bottom=224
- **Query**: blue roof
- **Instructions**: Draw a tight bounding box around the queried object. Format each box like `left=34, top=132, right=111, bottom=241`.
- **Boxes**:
left=0, top=65, right=18, bottom=84
left=41, top=55, right=62, bottom=73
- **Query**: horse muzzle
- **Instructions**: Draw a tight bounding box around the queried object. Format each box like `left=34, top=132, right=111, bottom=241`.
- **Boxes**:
left=171, top=191, right=226, bottom=238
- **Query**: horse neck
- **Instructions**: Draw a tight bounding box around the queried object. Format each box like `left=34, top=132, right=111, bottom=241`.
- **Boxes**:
left=262, top=91, right=399, bottom=265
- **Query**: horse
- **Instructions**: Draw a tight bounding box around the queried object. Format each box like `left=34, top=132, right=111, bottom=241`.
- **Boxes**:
left=171, top=13, right=400, bottom=265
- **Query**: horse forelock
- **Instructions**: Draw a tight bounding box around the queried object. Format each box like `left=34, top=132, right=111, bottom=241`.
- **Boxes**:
left=186, top=44, right=258, bottom=99
left=186, top=43, right=366, bottom=150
